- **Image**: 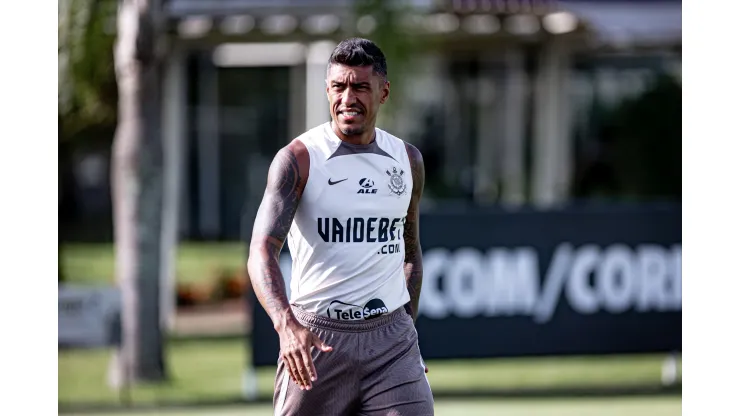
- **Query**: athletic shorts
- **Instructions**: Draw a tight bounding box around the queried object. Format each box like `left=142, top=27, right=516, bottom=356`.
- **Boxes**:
left=273, top=305, right=434, bottom=416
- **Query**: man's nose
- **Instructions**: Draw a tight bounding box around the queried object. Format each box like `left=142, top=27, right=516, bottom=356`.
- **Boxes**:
left=341, top=88, right=357, bottom=106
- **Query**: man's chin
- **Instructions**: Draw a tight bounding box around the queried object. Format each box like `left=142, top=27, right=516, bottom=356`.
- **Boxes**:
left=339, top=125, right=364, bottom=136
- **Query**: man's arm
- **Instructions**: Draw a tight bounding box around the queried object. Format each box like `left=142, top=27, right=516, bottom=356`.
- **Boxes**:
left=247, top=140, right=307, bottom=329
left=247, top=140, right=331, bottom=391
left=403, top=142, right=425, bottom=322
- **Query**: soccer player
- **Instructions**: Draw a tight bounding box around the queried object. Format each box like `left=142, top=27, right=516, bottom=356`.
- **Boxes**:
left=248, top=37, right=433, bottom=415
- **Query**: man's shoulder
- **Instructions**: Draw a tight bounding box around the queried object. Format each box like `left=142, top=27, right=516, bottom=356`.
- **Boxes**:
left=403, top=141, right=423, bottom=163
left=376, top=128, right=421, bottom=152
left=271, top=139, right=310, bottom=180
left=295, top=123, right=329, bottom=146
left=281, top=123, right=330, bottom=162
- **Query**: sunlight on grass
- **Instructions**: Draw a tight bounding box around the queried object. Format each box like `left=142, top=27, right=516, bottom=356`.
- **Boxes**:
left=60, top=339, right=680, bottom=405
left=61, top=243, right=244, bottom=284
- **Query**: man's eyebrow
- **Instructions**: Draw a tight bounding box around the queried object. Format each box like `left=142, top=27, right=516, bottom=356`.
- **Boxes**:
left=350, top=82, right=371, bottom=87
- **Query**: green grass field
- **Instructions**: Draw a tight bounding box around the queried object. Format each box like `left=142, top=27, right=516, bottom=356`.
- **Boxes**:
left=63, top=397, right=681, bottom=416
left=59, top=339, right=681, bottom=405
left=61, top=243, right=245, bottom=284
left=60, top=243, right=681, bottom=415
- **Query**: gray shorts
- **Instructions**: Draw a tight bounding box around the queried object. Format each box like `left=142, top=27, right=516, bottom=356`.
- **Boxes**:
left=273, top=305, right=435, bottom=416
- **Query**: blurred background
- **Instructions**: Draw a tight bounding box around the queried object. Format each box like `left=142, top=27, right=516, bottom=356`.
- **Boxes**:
left=58, top=0, right=681, bottom=415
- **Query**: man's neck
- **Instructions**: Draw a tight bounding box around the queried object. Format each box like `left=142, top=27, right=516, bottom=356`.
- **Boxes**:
left=331, top=121, right=376, bottom=146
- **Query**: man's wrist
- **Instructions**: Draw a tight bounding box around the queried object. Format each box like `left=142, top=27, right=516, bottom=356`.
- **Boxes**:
left=404, top=302, right=415, bottom=319
left=273, top=308, right=299, bottom=332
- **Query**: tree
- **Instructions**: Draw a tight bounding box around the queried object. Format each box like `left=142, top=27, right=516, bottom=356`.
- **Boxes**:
left=59, top=0, right=169, bottom=384
left=59, top=0, right=118, bottom=142
left=573, top=73, right=682, bottom=201
left=59, top=0, right=118, bottom=283
left=353, top=0, right=420, bottom=127
left=610, top=73, right=681, bottom=200
left=109, top=0, right=168, bottom=384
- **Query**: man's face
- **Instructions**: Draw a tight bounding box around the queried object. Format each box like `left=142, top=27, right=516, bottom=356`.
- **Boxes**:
left=326, top=64, right=390, bottom=137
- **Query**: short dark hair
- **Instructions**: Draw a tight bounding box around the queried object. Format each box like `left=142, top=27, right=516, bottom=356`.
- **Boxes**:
left=327, top=38, right=387, bottom=80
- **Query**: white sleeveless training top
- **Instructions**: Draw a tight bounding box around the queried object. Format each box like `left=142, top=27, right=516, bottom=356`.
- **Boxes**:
left=286, top=122, right=413, bottom=321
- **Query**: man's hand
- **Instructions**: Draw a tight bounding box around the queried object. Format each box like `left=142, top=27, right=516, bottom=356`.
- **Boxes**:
left=277, top=319, right=333, bottom=390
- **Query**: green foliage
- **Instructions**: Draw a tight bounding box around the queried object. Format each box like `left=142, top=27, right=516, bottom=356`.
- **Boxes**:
left=573, top=72, right=682, bottom=201
left=610, top=74, right=682, bottom=199
left=352, top=0, right=421, bottom=125
left=59, top=0, right=118, bottom=142
left=353, top=0, right=418, bottom=77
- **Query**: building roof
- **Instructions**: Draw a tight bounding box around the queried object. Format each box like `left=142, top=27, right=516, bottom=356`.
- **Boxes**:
left=560, top=1, right=681, bottom=45
left=165, top=0, right=680, bottom=46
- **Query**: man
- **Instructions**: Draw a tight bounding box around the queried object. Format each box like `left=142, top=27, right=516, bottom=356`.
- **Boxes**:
left=248, top=38, right=433, bottom=415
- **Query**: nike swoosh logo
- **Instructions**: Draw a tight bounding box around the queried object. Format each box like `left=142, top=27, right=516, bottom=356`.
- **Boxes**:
left=328, top=178, right=348, bottom=185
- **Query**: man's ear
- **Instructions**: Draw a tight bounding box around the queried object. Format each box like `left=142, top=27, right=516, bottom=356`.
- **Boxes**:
left=380, top=80, right=390, bottom=104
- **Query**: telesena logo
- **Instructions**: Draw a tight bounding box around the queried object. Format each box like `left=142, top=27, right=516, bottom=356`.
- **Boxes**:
left=327, top=299, right=389, bottom=321
left=418, top=244, right=682, bottom=323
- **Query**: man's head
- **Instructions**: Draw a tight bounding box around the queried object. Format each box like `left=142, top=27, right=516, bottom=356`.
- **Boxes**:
left=326, top=38, right=390, bottom=139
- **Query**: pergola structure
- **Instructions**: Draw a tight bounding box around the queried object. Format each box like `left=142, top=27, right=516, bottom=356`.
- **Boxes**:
left=147, top=0, right=680, bottom=367
left=156, top=0, right=681, bottom=239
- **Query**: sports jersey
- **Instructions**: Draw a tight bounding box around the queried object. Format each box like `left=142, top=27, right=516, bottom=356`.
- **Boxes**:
left=286, top=122, right=413, bottom=320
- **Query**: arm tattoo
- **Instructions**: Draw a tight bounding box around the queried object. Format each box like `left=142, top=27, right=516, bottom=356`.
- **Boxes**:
left=404, top=143, right=425, bottom=322
left=248, top=146, right=305, bottom=329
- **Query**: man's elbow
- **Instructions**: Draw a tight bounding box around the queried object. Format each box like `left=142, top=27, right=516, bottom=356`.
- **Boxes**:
left=404, top=259, right=423, bottom=272
left=247, top=243, right=265, bottom=274
left=248, top=240, right=281, bottom=269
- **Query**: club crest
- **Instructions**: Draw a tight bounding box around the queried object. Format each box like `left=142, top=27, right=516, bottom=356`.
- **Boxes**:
left=386, top=167, right=407, bottom=196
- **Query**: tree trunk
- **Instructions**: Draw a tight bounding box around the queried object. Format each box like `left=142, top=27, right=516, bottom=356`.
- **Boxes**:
left=109, top=0, right=167, bottom=385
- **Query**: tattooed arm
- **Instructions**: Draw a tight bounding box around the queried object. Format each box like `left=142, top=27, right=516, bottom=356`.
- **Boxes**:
left=247, top=140, right=331, bottom=390
left=248, top=140, right=307, bottom=329
left=404, top=142, right=426, bottom=322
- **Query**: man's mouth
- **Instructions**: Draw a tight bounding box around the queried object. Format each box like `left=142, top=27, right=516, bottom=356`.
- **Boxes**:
left=338, top=109, right=362, bottom=119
